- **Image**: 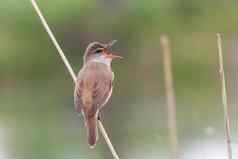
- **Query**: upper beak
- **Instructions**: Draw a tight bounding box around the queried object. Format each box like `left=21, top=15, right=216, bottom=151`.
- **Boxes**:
left=106, top=40, right=117, bottom=49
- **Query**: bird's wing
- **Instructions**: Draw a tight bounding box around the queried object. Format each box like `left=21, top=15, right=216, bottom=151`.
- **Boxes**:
left=74, top=63, right=113, bottom=117
left=91, top=70, right=113, bottom=113
left=74, top=69, right=84, bottom=114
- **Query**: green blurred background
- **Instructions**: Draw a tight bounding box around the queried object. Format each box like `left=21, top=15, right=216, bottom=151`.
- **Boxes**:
left=1, top=0, right=238, bottom=159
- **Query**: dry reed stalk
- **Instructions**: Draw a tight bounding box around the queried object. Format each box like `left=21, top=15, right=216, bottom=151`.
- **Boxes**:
left=160, top=35, right=179, bottom=159
left=30, top=1, right=119, bottom=159
left=216, top=33, right=233, bottom=159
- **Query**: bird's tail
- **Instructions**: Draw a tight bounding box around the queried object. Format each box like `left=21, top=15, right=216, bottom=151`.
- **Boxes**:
left=86, top=115, right=98, bottom=148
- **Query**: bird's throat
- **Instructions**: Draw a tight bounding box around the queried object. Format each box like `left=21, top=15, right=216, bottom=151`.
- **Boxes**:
left=90, top=56, right=112, bottom=66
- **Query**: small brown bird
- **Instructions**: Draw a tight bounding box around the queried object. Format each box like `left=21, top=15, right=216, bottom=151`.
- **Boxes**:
left=74, top=40, right=122, bottom=148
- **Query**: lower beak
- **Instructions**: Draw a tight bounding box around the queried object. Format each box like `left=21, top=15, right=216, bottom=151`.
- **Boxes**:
left=104, top=52, right=123, bottom=60
left=106, top=53, right=123, bottom=60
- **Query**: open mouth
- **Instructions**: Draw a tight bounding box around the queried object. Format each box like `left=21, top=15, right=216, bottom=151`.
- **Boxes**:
left=103, top=40, right=123, bottom=59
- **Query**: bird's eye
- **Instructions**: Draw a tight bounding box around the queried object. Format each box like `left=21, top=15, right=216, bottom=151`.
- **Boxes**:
left=95, top=50, right=101, bottom=54
left=94, top=48, right=103, bottom=54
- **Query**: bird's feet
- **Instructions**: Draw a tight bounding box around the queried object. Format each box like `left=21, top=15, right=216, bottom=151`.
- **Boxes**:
left=97, top=112, right=102, bottom=121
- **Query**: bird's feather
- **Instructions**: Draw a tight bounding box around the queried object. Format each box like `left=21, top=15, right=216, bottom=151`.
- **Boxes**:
left=74, top=62, right=113, bottom=116
left=74, top=62, right=113, bottom=147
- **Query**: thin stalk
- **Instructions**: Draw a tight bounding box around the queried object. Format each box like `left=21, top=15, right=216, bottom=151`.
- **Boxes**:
left=216, top=33, right=232, bottom=159
left=160, top=35, right=179, bottom=159
left=30, top=1, right=119, bottom=159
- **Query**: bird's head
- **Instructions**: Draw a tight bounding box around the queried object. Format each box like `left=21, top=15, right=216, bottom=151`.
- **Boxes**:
left=83, top=40, right=122, bottom=65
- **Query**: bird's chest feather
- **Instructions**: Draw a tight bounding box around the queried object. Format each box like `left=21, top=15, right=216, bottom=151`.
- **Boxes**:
left=75, top=62, right=114, bottom=112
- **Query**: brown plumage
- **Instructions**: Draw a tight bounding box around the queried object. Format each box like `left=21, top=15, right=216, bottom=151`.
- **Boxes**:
left=74, top=41, right=122, bottom=148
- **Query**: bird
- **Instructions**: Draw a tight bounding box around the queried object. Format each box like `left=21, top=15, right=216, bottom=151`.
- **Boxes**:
left=74, top=40, right=122, bottom=148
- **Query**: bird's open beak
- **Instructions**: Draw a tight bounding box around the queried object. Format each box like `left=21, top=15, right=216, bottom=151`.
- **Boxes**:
left=103, top=40, right=123, bottom=59
left=102, top=51, right=123, bottom=60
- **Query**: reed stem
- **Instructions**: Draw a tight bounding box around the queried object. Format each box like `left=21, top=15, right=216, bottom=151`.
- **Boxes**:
left=160, top=35, right=179, bottom=159
left=216, top=33, right=232, bottom=159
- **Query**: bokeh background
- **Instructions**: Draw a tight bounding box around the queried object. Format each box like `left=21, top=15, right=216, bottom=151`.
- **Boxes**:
left=1, top=0, right=238, bottom=159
